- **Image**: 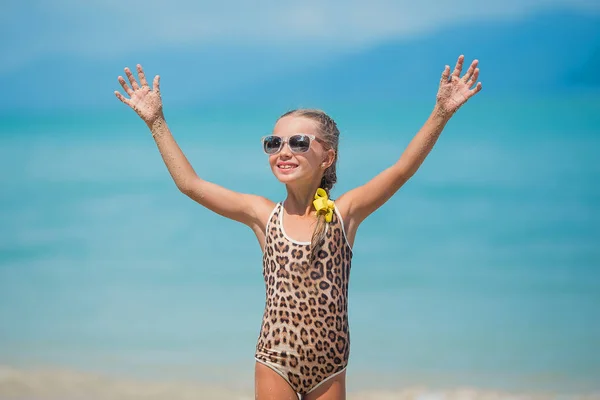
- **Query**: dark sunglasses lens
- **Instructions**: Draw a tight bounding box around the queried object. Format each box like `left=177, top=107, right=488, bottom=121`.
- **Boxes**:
left=263, top=136, right=281, bottom=154
left=289, top=135, right=311, bottom=153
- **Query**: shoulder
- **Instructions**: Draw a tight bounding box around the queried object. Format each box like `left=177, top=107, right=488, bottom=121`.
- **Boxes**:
left=333, top=193, right=351, bottom=222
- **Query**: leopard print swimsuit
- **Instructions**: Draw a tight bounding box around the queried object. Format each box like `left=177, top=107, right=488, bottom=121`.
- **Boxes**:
left=255, top=202, right=353, bottom=396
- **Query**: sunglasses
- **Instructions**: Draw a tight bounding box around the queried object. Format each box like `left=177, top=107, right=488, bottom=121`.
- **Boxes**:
left=261, top=134, right=325, bottom=155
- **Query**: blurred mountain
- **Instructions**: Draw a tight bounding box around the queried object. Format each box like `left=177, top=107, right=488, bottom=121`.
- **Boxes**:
left=1, top=8, right=598, bottom=111
left=0, top=46, right=332, bottom=111
left=229, top=9, right=600, bottom=104
left=566, top=46, right=600, bottom=87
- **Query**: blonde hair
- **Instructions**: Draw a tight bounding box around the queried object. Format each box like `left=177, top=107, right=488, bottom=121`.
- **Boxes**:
left=279, top=108, right=340, bottom=261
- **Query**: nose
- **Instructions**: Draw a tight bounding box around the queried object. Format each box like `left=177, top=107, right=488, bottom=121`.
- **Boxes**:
left=279, top=140, right=293, bottom=157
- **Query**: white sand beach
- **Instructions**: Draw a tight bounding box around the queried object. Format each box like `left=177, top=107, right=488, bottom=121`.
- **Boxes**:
left=1, top=365, right=599, bottom=400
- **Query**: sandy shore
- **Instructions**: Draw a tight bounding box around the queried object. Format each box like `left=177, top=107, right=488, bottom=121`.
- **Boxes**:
left=1, top=365, right=598, bottom=400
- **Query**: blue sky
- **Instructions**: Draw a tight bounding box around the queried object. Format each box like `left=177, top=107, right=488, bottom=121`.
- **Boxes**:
left=2, top=0, right=599, bottom=75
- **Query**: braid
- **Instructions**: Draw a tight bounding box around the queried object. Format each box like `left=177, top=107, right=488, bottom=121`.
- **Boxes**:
left=321, top=162, right=337, bottom=190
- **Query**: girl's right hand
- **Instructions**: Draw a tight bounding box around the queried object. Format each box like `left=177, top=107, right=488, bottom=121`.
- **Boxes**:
left=114, top=64, right=163, bottom=126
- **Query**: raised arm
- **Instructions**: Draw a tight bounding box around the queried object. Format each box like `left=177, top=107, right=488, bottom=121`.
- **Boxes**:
left=337, top=55, right=482, bottom=232
left=114, top=65, right=274, bottom=230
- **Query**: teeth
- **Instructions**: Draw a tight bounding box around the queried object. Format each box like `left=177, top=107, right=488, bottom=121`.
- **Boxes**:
left=280, top=165, right=296, bottom=169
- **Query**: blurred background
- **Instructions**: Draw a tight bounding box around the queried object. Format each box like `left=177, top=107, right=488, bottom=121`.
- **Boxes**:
left=1, top=0, right=599, bottom=399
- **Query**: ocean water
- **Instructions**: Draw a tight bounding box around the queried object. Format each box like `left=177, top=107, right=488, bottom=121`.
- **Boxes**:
left=0, top=94, right=599, bottom=395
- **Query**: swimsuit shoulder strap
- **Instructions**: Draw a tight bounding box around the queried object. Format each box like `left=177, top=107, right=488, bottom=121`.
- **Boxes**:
left=264, top=202, right=282, bottom=238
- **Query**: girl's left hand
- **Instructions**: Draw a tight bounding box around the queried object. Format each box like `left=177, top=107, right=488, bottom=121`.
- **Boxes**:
left=436, top=55, right=482, bottom=116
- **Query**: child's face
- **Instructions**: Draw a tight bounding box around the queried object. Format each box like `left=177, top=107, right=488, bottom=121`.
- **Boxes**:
left=268, top=116, right=331, bottom=186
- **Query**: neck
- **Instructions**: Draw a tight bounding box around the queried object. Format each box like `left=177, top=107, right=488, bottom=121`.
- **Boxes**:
left=284, top=182, right=323, bottom=217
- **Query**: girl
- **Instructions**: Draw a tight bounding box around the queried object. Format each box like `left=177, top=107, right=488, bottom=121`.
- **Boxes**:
left=114, top=55, right=482, bottom=400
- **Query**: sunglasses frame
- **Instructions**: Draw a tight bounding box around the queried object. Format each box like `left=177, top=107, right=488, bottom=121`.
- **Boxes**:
left=260, top=134, right=325, bottom=155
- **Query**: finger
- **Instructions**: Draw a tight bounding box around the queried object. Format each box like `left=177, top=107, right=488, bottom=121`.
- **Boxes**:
left=440, top=65, right=450, bottom=84
left=452, top=55, right=464, bottom=79
left=124, top=67, right=140, bottom=90
left=467, top=82, right=483, bottom=99
left=462, top=59, right=478, bottom=82
left=114, top=91, right=131, bottom=105
left=468, top=68, right=480, bottom=88
left=137, top=64, right=149, bottom=87
left=153, top=75, right=160, bottom=94
left=118, top=76, right=133, bottom=96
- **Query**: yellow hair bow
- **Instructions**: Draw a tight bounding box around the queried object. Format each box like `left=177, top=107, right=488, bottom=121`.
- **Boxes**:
left=313, top=188, right=335, bottom=223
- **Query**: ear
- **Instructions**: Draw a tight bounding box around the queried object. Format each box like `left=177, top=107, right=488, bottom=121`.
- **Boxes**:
left=322, top=148, right=336, bottom=169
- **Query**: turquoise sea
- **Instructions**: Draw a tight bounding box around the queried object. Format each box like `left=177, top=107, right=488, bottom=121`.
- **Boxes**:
left=0, top=94, right=599, bottom=395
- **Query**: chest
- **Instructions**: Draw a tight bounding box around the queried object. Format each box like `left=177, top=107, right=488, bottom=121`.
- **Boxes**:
left=280, top=211, right=319, bottom=244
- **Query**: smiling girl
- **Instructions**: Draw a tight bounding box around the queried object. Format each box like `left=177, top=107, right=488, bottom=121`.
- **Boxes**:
left=114, top=55, right=482, bottom=400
